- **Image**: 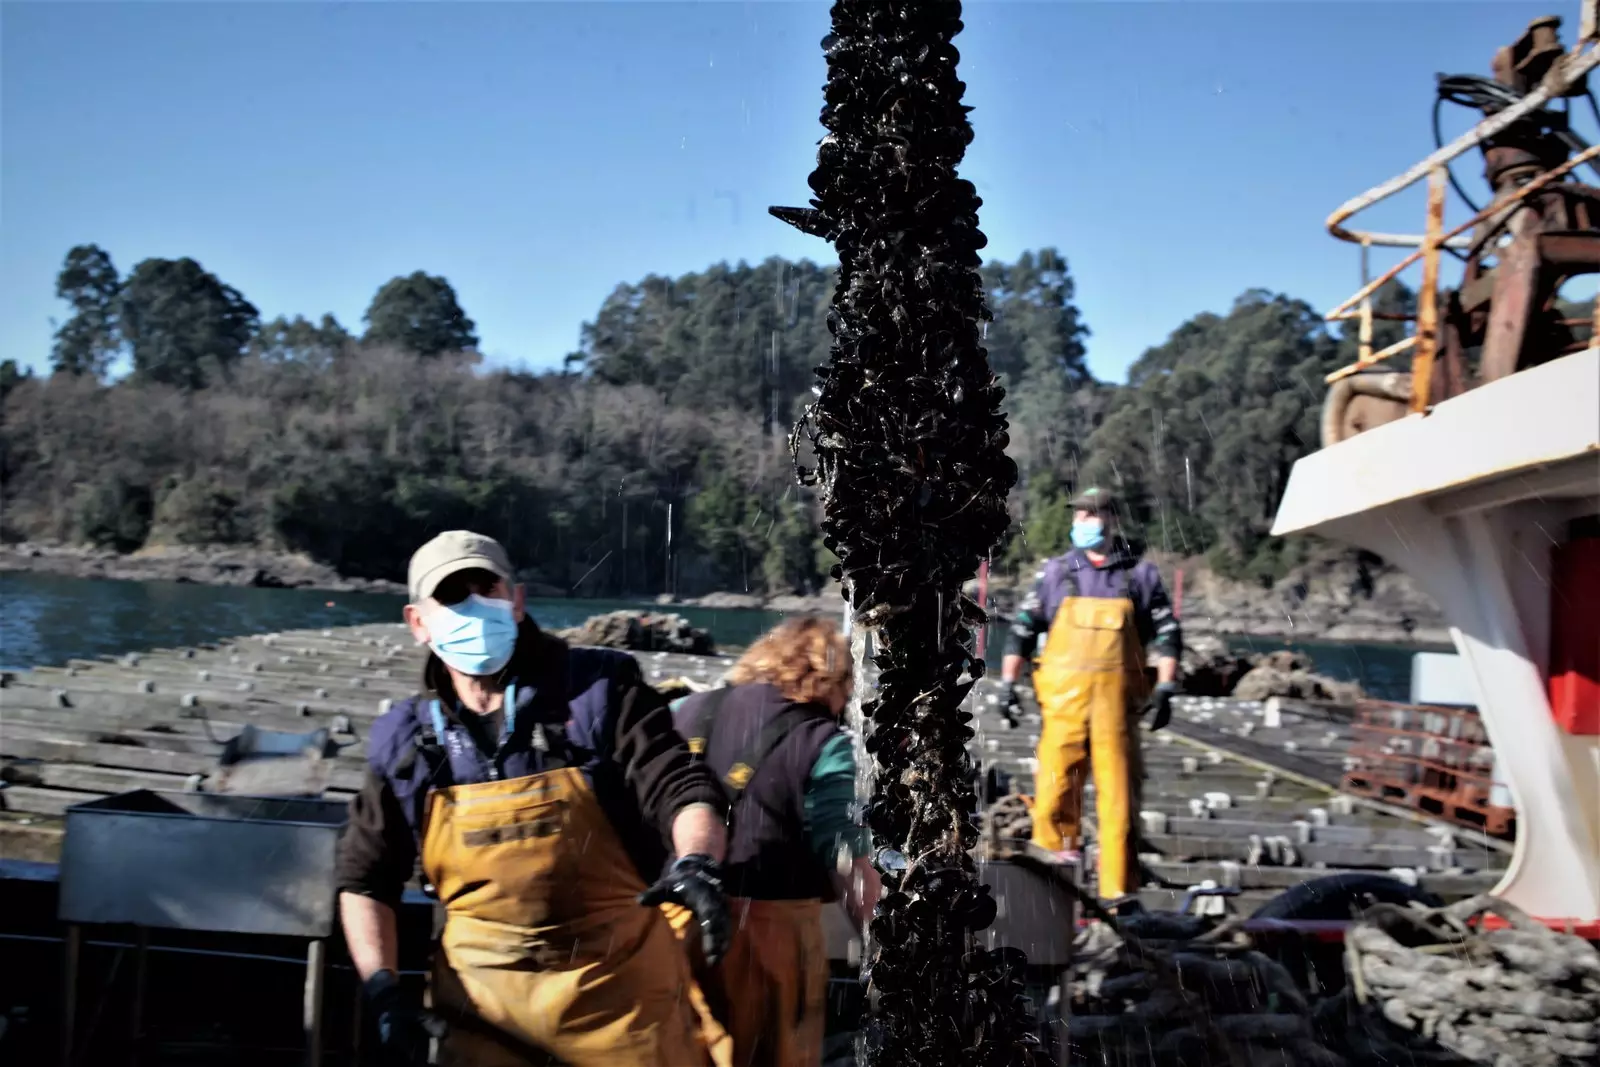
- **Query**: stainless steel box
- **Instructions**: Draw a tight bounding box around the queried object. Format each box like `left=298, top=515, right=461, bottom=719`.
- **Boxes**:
left=59, top=790, right=349, bottom=937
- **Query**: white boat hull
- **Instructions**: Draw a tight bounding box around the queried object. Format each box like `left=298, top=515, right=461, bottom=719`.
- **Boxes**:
left=1274, top=349, right=1600, bottom=922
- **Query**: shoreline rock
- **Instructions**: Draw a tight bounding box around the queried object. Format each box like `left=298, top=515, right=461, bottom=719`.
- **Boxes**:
left=1231, top=649, right=1364, bottom=703
left=557, top=611, right=716, bottom=656
left=673, top=588, right=845, bottom=615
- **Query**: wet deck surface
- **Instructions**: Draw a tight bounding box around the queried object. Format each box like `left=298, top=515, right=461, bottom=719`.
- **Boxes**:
left=0, top=622, right=1509, bottom=910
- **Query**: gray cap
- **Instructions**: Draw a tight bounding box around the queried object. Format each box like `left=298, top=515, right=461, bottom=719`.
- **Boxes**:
left=1068, top=486, right=1118, bottom=513
left=407, top=531, right=513, bottom=603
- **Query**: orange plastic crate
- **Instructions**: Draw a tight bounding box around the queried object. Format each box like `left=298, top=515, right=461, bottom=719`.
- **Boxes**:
left=1342, top=700, right=1515, bottom=837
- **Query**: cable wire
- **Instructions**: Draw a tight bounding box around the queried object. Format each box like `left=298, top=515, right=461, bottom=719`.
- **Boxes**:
left=1431, top=71, right=1600, bottom=262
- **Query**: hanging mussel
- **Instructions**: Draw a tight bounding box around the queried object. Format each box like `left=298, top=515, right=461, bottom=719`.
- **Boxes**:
left=771, top=1, right=1037, bottom=1064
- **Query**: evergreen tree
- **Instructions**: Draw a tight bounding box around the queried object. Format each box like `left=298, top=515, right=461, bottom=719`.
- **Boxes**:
left=363, top=272, right=478, bottom=357
left=51, top=244, right=123, bottom=378
left=120, top=257, right=259, bottom=389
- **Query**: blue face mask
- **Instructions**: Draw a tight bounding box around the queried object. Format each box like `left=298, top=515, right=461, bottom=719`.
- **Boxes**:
left=1070, top=518, right=1106, bottom=551
left=422, top=594, right=518, bottom=676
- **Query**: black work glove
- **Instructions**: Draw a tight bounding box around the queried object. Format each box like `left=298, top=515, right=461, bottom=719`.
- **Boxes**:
left=1001, top=684, right=1023, bottom=729
left=1145, top=681, right=1179, bottom=732
left=363, top=969, right=446, bottom=1067
left=639, top=853, right=730, bottom=967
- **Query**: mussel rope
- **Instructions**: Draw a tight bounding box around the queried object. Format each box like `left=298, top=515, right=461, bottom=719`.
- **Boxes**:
left=771, top=1, right=1035, bottom=1063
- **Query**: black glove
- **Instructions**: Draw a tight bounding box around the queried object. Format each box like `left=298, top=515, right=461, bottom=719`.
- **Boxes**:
left=1001, top=684, right=1023, bottom=729
left=639, top=853, right=730, bottom=967
left=363, top=969, right=446, bottom=1066
left=1145, top=681, right=1179, bottom=732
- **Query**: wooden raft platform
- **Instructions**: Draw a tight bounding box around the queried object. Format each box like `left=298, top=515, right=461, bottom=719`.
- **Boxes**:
left=0, top=622, right=1509, bottom=912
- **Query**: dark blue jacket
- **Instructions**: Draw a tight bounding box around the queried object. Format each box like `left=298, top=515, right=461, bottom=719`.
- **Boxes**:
left=335, top=620, right=724, bottom=906
left=1004, top=544, right=1182, bottom=662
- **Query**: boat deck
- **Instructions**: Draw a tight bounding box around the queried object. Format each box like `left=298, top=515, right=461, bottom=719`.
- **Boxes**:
left=0, top=621, right=1516, bottom=1064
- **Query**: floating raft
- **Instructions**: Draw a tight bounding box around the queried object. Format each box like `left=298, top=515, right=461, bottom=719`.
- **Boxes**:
left=0, top=623, right=1508, bottom=912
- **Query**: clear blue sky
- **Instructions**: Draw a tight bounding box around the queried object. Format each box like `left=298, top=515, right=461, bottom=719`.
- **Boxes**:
left=4, top=1, right=1594, bottom=383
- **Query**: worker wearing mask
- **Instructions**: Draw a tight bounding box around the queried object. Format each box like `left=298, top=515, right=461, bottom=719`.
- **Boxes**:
left=335, top=530, right=731, bottom=1067
left=668, top=616, right=881, bottom=1067
left=998, top=487, right=1181, bottom=902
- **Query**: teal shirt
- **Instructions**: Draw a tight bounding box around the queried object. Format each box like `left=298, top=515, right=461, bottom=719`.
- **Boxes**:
left=804, top=732, right=872, bottom=868
left=670, top=695, right=871, bottom=867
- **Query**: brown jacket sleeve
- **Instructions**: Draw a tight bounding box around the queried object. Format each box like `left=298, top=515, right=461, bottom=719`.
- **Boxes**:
left=608, top=655, right=726, bottom=840
left=334, top=767, right=417, bottom=910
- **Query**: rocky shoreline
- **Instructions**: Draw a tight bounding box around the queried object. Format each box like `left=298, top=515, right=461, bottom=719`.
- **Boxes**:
left=975, top=551, right=1452, bottom=647
left=0, top=542, right=406, bottom=594
left=0, top=541, right=848, bottom=612
left=1, top=540, right=1450, bottom=646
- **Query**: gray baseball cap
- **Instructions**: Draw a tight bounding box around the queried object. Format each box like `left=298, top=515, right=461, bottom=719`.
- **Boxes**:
left=1068, top=486, right=1118, bottom=513
left=407, top=531, right=513, bottom=603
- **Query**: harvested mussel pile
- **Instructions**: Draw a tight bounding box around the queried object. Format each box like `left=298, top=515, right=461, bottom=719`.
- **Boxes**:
left=1318, top=896, right=1600, bottom=1067
left=770, top=1, right=1034, bottom=1064
left=1066, top=912, right=1347, bottom=1067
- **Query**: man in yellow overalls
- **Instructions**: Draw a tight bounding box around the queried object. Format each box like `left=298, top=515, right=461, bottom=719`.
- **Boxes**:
left=998, top=488, right=1182, bottom=902
left=335, top=531, right=731, bottom=1066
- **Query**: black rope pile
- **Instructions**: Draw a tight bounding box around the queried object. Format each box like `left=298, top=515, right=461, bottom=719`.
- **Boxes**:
left=770, top=2, right=1034, bottom=1064
left=1066, top=912, right=1347, bottom=1067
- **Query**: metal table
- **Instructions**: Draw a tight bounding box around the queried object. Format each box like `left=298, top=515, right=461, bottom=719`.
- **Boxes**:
left=57, top=790, right=348, bottom=1067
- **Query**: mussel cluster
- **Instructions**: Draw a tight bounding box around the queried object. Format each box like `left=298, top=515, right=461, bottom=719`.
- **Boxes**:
left=770, top=2, right=1034, bottom=1064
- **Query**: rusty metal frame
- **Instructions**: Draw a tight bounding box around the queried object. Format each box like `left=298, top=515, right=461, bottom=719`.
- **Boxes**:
left=1411, top=168, right=1447, bottom=412
left=1324, top=143, right=1600, bottom=388
left=1326, top=36, right=1600, bottom=250
left=1319, top=11, right=1600, bottom=409
left=1328, top=143, right=1600, bottom=325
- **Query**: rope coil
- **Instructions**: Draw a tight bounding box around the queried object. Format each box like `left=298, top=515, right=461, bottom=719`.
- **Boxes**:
left=1335, top=895, right=1600, bottom=1067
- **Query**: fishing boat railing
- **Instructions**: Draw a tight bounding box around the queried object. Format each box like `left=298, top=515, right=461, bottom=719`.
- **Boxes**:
left=1321, top=3, right=1600, bottom=414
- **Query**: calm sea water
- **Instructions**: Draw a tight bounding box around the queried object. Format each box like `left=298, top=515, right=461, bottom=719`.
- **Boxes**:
left=0, top=571, right=1428, bottom=701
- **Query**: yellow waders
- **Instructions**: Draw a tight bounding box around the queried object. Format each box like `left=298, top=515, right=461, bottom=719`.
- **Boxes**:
left=1030, top=595, right=1148, bottom=900
left=420, top=766, right=711, bottom=1067
left=665, top=898, right=828, bottom=1067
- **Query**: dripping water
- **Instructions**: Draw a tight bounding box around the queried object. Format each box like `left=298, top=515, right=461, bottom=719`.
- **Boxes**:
left=847, top=618, right=876, bottom=816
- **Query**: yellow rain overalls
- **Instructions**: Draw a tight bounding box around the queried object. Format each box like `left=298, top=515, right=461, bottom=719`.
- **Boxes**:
left=660, top=686, right=837, bottom=1067
left=420, top=759, right=711, bottom=1066
left=664, top=897, right=827, bottom=1067
left=1030, top=588, right=1149, bottom=901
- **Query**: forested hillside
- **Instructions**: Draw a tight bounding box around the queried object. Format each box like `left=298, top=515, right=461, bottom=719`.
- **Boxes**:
left=1, top=242, right=1416, bottom=599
